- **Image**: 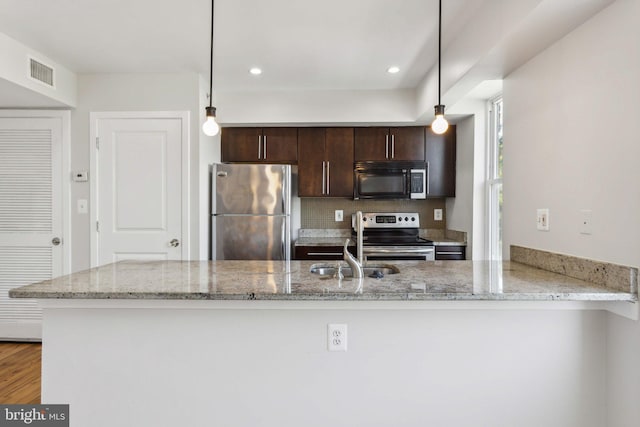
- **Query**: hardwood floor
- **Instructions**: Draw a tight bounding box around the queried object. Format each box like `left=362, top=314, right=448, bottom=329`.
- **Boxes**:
left=0, top=342, right=41, bottom=404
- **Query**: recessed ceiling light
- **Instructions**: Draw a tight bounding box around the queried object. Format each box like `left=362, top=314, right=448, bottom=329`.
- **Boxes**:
left=387, top=66, right=400, bottom=74
left=249, top=67, right=262, bottom=75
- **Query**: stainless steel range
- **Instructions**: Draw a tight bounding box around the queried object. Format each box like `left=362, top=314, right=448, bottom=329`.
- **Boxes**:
left=351, top=212, right=435, bottom=262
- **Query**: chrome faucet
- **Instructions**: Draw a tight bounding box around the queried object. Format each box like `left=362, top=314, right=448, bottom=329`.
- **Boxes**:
left=355, top=210, right=364, bottom=265
left=343, top=239, right=363, bottom=279
left=343, top=211, right=364, bottom=279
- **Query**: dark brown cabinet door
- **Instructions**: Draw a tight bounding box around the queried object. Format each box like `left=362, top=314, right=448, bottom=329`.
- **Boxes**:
left=221, top=128, right=262, bottom=162
left=262, top=128, right=298, bottom=163
left=354, top=127, right=390, bottom=161
left=426, top=125, right=456, bottom=197
left=298, top=128, right=354, bottom=197
left=355, top=127, right=424, bottom=161
left=325, top=128, right=354, bottom=197
left=221, top=127, right=297, bottom=163
left=297, top=128, right=326, bottom=197
left=389, top=127, right=425, bottom=161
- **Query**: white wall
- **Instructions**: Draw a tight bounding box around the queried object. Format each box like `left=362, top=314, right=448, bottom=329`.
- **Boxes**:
left=447, top=99, right=489, bottom=260
left=217, top=89, right=417, bottom=125
left=0, top=32, right=77, bottom=107
left=70, top=73, right=209, bottom=271
left=503, top=0, right=640, bottom=267
left=444, top=117, right=475, bottom=256
left=45, top=306, right=607, bottom=427
left=502, top=1, right=640, bottom=426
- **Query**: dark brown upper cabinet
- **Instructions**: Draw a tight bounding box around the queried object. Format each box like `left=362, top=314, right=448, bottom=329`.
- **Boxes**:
left=221, top=127, right=298, bottom=163
left=426, top=125, right=456, bottom=197
left=298, top=128, right=354, bottom=197
left=354, top=126, right=425, bottom=161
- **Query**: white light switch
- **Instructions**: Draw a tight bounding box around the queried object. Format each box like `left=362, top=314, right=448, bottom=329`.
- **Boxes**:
left=537, top=209, right=549, bottom=231
left=580, top=209, right=592, bottom=235
left=434, top=209, right=443, bottom=221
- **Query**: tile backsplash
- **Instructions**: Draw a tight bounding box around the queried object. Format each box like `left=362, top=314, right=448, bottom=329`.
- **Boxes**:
left=300, top=198, right=447, bottom=229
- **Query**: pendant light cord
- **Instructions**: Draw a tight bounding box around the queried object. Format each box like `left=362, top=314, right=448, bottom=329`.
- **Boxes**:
left=438, top=0, right=442, bottom=106
left=208, top=0, right=214, bottom=109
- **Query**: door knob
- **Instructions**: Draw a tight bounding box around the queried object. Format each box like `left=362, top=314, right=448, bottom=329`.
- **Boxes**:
left=52, top=237, right=61, bottom=246
left=169, top=239, right=180, bottom=247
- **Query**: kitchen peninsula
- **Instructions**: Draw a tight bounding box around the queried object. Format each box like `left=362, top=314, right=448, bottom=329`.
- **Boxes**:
left=9, top=247, right=638, bottom=427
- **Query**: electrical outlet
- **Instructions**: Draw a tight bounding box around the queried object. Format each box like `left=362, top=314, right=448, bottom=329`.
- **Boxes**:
left=335, top=210, right=343, bottom=222
left=537, top=209, right=549, bottom=231
left=434, top=209, right=443, bottom=221
left=327, top=324, right=347, bottom=352
left=580, top=209, right=592, bottom=235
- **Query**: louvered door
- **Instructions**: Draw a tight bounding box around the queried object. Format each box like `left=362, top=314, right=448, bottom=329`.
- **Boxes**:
left=0, top=117, right=63, bottom=340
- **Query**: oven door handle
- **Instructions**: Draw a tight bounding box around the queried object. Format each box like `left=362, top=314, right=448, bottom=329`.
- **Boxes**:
left=362, top=247, right=435, bottom=254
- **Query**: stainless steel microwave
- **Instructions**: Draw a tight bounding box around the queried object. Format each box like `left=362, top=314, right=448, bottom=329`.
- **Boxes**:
left=353, top=161, right=427, bottom=200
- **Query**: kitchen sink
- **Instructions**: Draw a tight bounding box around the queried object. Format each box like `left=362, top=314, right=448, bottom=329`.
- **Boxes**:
left=309, top=263, right=399, bottom=277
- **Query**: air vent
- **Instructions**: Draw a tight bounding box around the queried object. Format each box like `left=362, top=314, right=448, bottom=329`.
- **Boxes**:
left=29, top=58, right=54, bottom=87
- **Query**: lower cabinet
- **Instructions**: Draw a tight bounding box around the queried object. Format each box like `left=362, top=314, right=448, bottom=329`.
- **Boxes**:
left=294, top=245, right=355, bottom=261
left=435, top=245, right=466, bottom=260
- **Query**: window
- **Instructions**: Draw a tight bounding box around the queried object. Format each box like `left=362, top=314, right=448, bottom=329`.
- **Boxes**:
left=487, top=96, right=503, bottom=260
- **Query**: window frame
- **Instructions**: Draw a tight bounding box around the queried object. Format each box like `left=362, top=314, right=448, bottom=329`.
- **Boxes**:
left=486, top=95, right=503, bottom=261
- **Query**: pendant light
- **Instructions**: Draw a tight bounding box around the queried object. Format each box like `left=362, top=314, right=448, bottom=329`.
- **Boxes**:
left=202, top=0, right=220, bottom=136
left=431, top=0, right=449, bottom=135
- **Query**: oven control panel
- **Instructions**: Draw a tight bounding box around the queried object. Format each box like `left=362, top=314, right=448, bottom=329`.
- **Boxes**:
left=352, top=212, right=420, bottom=229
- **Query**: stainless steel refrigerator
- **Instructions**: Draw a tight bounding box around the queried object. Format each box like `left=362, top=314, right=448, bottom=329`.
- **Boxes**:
left=211, top=163, right=291, bottom=260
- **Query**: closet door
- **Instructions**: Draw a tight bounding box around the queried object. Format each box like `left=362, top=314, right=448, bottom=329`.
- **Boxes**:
left=0, top=116, right=64, bottom=340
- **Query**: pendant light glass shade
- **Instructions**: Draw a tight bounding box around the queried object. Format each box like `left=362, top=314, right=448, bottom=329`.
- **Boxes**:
left=202, top=106, right=220, bottom=136
left=431, top=104, right=449, bottom=135
left=203, top=0, right=219, bottom=137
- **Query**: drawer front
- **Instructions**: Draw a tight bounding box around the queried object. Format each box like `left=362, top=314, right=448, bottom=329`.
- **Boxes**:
left=295, top=246, right=351, bottom=260
left=435, top=245, right=466, bottom=260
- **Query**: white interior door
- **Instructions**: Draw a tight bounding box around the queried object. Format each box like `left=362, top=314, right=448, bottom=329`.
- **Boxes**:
left=0, top=115, right=66, bottom=340
left=94, top=115, right=186, bottom=266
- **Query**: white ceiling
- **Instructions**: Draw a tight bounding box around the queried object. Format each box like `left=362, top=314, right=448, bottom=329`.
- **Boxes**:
left=0, top=0, right=615, bottom=104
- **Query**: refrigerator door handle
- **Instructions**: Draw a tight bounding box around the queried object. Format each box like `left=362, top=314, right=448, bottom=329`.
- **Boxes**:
left=281, top=220, right=286, bottom=260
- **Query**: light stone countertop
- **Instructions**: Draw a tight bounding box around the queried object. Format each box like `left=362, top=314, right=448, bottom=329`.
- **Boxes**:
left=9, top=260, right=637, bottom=302
left=295, top=237, right=353, bottom=247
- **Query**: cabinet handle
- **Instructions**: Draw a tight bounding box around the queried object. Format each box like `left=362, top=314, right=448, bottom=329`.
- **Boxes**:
left=391, top=134, right=395, bottom=159
left=321, top=161, right=326, bottom=195
left=437, top=251, right=463, bottom=255
left=263, top=135, right=267, bottom=159
left=307, top=252, right=343, bottom=256
left=326, top=161, right=330, bottom=195
left=385, top=134, right=389, bottom=159
left=258, top=135, right=262, bottom=160
left=426, top=161, right=430, bottom=195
